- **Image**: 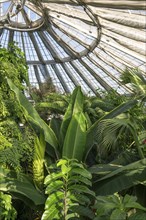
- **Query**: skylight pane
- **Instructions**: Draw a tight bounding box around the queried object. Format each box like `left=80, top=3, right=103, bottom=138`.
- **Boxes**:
left=0, top=1, right=11, bottom=16
left=56, top=64, right=75, bottom=93
left=44, top=31, right=69, bottom=59
left=24, top=6, right=41, bottom=21
left=13, top=31, right=24, bottom=52
left=33, top=32, right=54, bottom=61
left=23, top=32, right=39, bottom=61
left=46, top=65, right=65, bottom=93
left=28, top=65, right=39, bottom=88
left=73, top=60, right=105, bottom=92
left=0, top=29, right=9, bottom=48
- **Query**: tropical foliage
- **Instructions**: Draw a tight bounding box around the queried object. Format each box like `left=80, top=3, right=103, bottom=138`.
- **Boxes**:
left=0, top=45, right=146, bottom=219
left=42, top=158, right=95, bottom=220
left=0, top=44, right=45, bottom=219
left=0, top=192, right=17, bottom=220
left=93, top=193, right=146, bottom=220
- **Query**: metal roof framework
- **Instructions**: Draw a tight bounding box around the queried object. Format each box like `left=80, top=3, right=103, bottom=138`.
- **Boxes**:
left=0, top=0, right=146, bottom=95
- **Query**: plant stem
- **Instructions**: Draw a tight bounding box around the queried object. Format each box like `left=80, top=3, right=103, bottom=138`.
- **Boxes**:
left=64, top=170, right=69, bottom=219
left=131, top=128, right=145, bottom=159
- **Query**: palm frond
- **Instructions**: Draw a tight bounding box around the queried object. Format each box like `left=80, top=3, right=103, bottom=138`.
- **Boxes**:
left=85, top=99, right=138, bottom=160
left=96, top=118, right=131, bottom=151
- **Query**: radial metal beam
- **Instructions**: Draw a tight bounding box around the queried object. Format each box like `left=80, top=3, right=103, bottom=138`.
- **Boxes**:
left=93, top=49, right=125, bottom=74
left=98, top=43, right=146, bottom=74
left=80, top=0, right=146, bottom=9
left=99, top=18, right=145, bottom=42
left=41, top=0, right=146, bottom=9
left=102, top=29, right=146, bottom=56
left=101, top=35, right=146, bottom=62
left=33, top=64, right=43, bottom=90
left=8, top=29, right=14, bottom=44
left=28, top=32, right=45, bottom=63
left=37, top=31, right=62, bottom=62
left=62, top=63, right=80, bottom=87
left=79, top=58, right=112, bottom=91
left=70, top=60, right=100, bottom=95
left=0, top=28, right=3, bottom=37
left=92, top=8, right=146, bottom=29
left=39, top=64, right=51, bottom=80
left=52, top=21, right=93, bottom=50
left=49, top=31, right=79, bottom=58
left=20, top=31, right=27, bottom=60
left=87, top=55, right=132, bottom=93
left=46, top=23, right=80, bottom=59
left=51, top=63, right=70, bottom=93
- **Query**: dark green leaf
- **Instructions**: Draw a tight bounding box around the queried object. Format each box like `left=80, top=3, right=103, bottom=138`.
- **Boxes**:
left=71, top=205, right=95, bottom=219
left=44, top=173, right=64, bottom=185
left=68, top=175, right=92, bottom=186
left=69, top=185, right=95, bottom=196
left=0, top=168, right=45, bottom=206
left=45, top=180, right=63, bottom=194
left=7, top=78, right=58, bottom=151
left=93, top=159, right=146, bottom=195
left=45, top=191, right=64, bottom=208
left=62, top=112, right=87, bottom=161
left=71, top=167, right=92, bottom=179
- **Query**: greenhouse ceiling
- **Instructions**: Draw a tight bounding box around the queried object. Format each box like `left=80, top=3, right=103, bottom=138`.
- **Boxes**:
left=0, top=0, right=146, bottom=95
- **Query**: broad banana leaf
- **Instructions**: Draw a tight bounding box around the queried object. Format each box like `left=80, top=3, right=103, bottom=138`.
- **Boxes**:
left=62, top=112, right=87, bottom=161
left=0, top=167, right=46, bottom=206
left=88, top=164, right=123, bottom=175
left=49, top=118, right=62, bottom=140
left=92, top=159, right=146, bottom=195
left=7, top=78, right=58, bottom=153
left=59, top=86, right=84, bottom=150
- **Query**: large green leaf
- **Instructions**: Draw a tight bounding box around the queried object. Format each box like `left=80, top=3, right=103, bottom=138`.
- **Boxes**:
left=62, top=112, right=87, bottom=161
left=93, top=159, right=146, bottom=195
left=7, top=78, right=58, bottom=152
left=49, top=117, right=62, bottom=140
left=85, top=99, right=138, bottom=160
left=59, top=86, right=84, bottom=149
left=0, top=167, right=45, bottom=206
left=89, top=164, right=123, bottom=175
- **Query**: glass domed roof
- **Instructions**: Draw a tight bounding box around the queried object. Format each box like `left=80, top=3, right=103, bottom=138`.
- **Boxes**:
left=0, top=0, right=146, bottom=95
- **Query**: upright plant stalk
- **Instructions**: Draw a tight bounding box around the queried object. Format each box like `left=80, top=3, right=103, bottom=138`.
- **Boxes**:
left=131, top=128, right=145, bottom=159
left=42, top=158, right=95, bottom=220
left=63, top=169, right=69, bottom=220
